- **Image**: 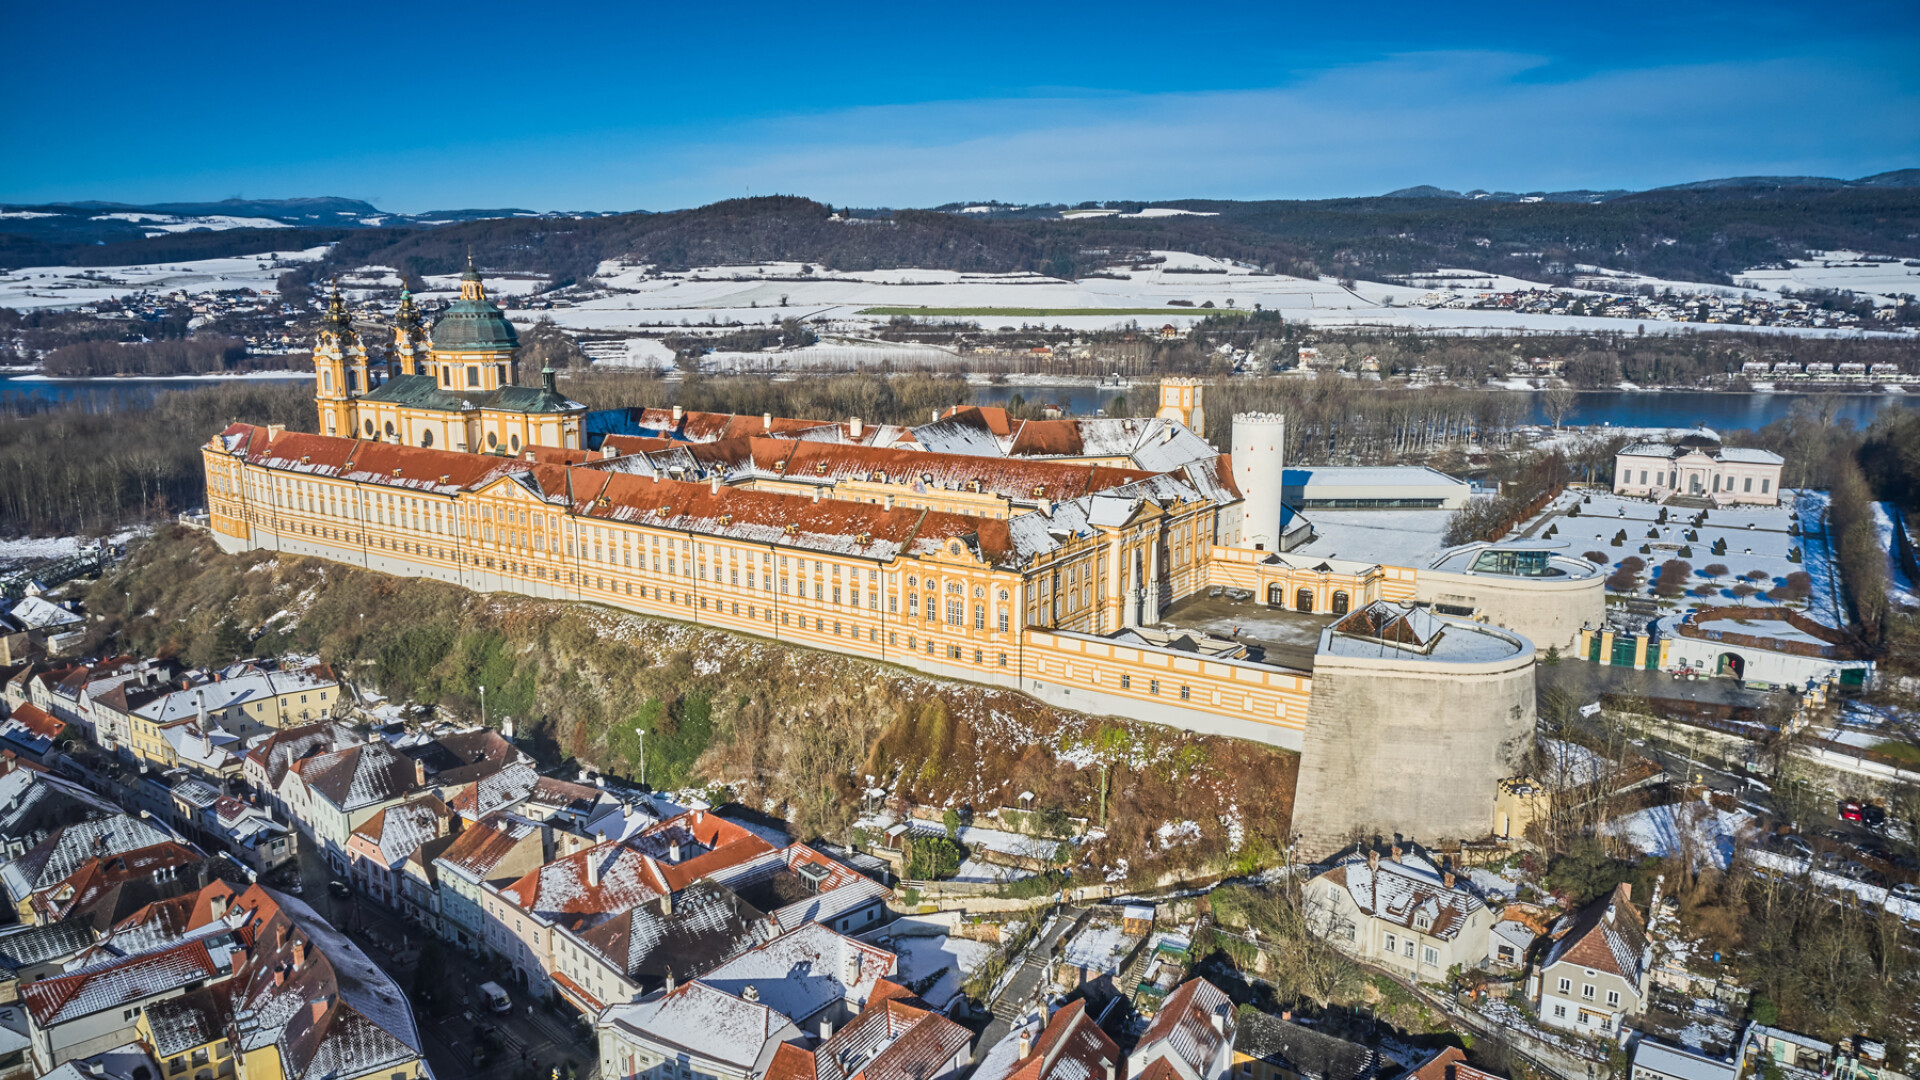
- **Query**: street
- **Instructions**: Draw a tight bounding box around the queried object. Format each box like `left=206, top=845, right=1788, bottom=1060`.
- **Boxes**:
left=288, top=847, right=600, bottom=1080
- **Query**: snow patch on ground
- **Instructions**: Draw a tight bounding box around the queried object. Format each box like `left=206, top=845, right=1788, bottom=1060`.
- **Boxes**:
left=1607, top=801, right=1753, bottom=868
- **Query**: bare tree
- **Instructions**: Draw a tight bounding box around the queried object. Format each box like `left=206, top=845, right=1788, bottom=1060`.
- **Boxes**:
left=1542, top=384, right=1580, bottom=431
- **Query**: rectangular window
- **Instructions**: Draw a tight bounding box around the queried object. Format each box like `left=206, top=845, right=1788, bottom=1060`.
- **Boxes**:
left=1582, top=984, right=1595, bottom=1000
left=998, top=611, right=1009, bottom=632
left=1424, top=946, right=1438, bottom=966
left=1149, top=679, right=1159, bottom=695
left=1743, top=477, right=1752, bottom=492
left=1553, top=1004, right=1566, bottom=1019
left=1120, top=674, right=1130, bottom=690
left=1384, top=933, right=1396, bottom=953
left=1559, top=978, right=1572, bottom=994
left=1761, top=478, right=1770, bottom=493
left=1606, top=990, right=1620, bottom=1006
left=1179, top=684, right=1190, bottom=700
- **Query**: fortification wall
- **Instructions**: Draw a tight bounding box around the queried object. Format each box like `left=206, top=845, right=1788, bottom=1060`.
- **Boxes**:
left=1415, top=569, right=1603, bottom=651
left=1292, top=636, right=1536, bottom=859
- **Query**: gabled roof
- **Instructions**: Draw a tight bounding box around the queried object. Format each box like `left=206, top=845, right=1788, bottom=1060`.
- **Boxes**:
left=500, top=810, right=775, bottom=930
left=0, top=812, right=174, bottom=903
left=1135, top=977, right=1235, bottom=1080
left=1542, top=882, right=1647, bottom=986
left=574, top=878, right=764, bottom=984
left=245, top=721, right=361, bottom=791
left=22, top=933, right=238, bottom=1027
left=808, top=982, right=972, bottom=1080
left=28, top=838, right=207, bottom=930
left=434, top=811, right=543, bottom=883
left=95, top=879, right=240, bottom=958
left=292, top=739, right=418, bottom=812
left=973, top=999, right=1120, bottom=1080
left=608, top=980, right=800, bottom=1070
left=347, top=795, right=449, bottom=870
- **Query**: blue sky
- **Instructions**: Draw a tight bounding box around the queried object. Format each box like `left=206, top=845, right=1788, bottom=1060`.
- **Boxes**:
left=5, top=0, right=1917, bottom=212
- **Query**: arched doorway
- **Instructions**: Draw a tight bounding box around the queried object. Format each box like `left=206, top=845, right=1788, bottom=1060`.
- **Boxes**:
left=1295, top=588, right=1314, bottom=613
left=1331, top=590, right=1350, bottom=615
left=1267, top=584, right=1284, bottom=607
left=1717, top=652, right=1745, bottom=680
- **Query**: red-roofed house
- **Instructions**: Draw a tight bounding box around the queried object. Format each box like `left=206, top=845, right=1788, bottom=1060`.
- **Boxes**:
left=1535, top=882, right=1649, bottom=1039
left=1129, top=977, right=1237, bottom=1080
left=973, top=999, right=1121, bottom=1080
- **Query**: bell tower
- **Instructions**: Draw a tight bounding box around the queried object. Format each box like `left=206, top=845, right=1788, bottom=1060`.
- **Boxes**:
left=312, top=281, right=366, bottom=437
left=392, top=288, right=426, bottom=377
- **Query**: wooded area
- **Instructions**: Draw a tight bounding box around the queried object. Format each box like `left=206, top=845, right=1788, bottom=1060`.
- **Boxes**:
left=0, top=380, right=314, bottom=537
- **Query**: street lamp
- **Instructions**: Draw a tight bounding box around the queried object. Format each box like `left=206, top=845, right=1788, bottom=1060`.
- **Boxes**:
left=634, top=727, right=646, bottom=789
left=479, top=685, right=487, bottom=729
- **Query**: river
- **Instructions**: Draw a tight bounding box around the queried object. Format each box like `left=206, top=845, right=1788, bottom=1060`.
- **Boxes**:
left=0, top=372, right=311, bottom=412
left=4, top=372, right=1914, bottom=433
left=970, top=382, right=1919, bottom=431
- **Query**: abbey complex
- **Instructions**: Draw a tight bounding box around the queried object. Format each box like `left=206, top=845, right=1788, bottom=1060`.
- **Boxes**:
left=202, top=269, right=1605, bottom=854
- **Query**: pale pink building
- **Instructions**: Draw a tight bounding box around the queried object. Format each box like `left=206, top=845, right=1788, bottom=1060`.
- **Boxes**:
left=1613, top=428, right=1783, bottom=505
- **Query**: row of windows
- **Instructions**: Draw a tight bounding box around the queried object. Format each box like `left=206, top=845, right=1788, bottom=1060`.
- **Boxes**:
left=1554, top=976, right=1622, bottom=1006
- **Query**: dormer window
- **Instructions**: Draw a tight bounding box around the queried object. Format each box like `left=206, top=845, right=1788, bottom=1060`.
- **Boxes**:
left=1415, top=913, right=1433, bottom=931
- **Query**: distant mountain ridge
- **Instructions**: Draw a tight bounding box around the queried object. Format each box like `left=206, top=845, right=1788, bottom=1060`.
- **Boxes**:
left=1384, top=170, right=1920, bottom=201
left=4, top=172, right=1918, bottom=293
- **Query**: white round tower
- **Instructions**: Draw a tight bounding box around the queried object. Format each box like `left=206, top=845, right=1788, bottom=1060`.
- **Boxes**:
left=1232, top=412, right=1286, bottom=550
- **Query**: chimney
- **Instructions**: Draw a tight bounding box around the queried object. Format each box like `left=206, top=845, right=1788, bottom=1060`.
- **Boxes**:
left=821, top=1017, right=834, bottom=1039
left=292, top=936, right=308, bottom=970
left=711, top=475, right=721, bottom=495
left=1366, top=849, right=1380, bottom=872
left=885, top=493, right=895, bottom=511
left=672, top=405, right=684, bottom=423
left=1443, top=871, right=1456, bottom=890
left=931, top=409, right=939, bottom=423
left=669, top=840, right=682, bottom=862
left=211, top=892, right=229, bottom=920
left=273, top=965, right=286, bottom=987
left=1018, top=1030, right=1032, bottom=1059
left=665, top=968, right=676, bottom=992
left=743, top=984, right=759, bottom=1002
left=844, top=948, right=861, bottom=986
left=414, top=758, right=426, bottom=787
left=586, top=851, right=600, bottom=888
left=812, top=487, right=821, bottom=503
left=266, top=423, right=286, bottom=440
left=660, top=890, right=673, bottom=916
left=1390, top=844, right=1402, bottom=863
left=763, top=412, right=772, bottom=430
left=602, top=446, right=618, bottom=460
left=849, top=416, right=864, bottom=439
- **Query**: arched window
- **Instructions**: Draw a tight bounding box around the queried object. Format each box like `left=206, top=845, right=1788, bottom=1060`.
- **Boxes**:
left=320, top=370, right=332, bottom=392
left=421, top=429, right=434, bottom=448
left=1295, top=588, right=1314, bottom=613
left=1267, top=583, right=1283, bottom=607
left=1332, top=591, right=1350, bottom=615
left=510, top=433, right=521, bottom=452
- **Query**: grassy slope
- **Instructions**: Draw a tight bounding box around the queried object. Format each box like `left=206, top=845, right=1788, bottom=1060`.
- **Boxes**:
left=92, top=528, right=1296, bottom=882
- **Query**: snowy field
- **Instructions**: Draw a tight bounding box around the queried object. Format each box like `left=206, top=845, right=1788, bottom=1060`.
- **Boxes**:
left=0, top=247, right=330, bottom=310
left=860, top=929, right=992, bottom=1011
left=518, top=251, right=1914, bottom=341
left=1734, top=251, right=1920, bottom=307
left=1525, top=490, right=1845, bottom=626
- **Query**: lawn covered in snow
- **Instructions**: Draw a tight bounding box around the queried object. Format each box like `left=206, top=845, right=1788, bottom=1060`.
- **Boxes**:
left=0, top=247, right=329, bottom=310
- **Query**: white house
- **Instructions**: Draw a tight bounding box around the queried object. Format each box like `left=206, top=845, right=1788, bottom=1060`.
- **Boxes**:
left=1613, top=429, right=1784, bottom=506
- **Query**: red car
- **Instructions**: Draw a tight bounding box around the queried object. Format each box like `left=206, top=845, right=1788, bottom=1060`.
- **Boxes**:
left=1839, top=800, right=1865, bottom=823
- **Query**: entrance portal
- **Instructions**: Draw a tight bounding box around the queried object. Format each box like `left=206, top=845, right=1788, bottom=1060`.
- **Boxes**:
left=1717, top=652, right=1745, bottom=680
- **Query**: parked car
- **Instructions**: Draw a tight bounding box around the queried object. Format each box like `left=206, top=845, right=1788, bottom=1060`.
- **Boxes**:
left=327, top=880, right=352, bottom=899
left=1891, top=883, right=1920, bottom=902
left=1863, top=804, right=1887, bottom=827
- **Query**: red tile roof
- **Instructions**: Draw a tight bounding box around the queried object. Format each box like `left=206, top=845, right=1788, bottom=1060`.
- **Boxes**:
left=5, top=702, right=62, bottom=739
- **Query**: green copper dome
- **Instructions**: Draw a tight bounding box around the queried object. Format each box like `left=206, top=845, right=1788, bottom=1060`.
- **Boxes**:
left=430, top=262, right=517, bottom=352
left=430, top=299, right=519, bottom=351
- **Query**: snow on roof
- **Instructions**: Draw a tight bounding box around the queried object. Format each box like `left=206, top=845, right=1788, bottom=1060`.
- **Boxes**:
left=1632, top=1040, right=1737, bottom=1080
left=435, top=811, right=542, bottom=881
left=608, top=980, right=798, bottom=1069
left=1321, top=848, right=1484, bottom=940
left=0, top=812, right=173, bottom=902
left=133, top=667, right=338, bottom=725
left=697, top=921, right=895, bottom=1024
left=1319, top=600, right=1527, bottom=663
left=348, top=796, right=446, bottom=869
left=975, top=1000, right=1118, bottom=1080
left=1135, top=977, right=1235, bottom=1078
left=6, top=596, right=81, bottom=630
left=21, top=934, right=230, bottom=1027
